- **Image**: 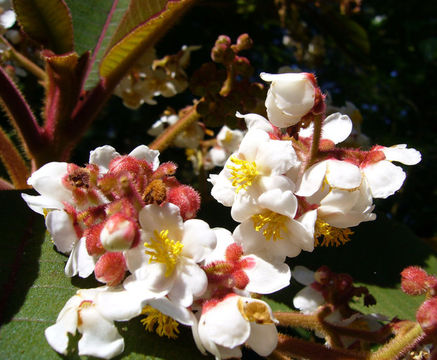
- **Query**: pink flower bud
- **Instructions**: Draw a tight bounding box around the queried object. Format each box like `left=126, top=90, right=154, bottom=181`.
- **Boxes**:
left=416, top=297, right=437, bottom=335
left=94, top=252, right=127, bottom=286
left=401, top=266, right=428, bottom=295
left=167, top=185, right=201, bottom=220
left=85, top=223, right=105, bottom=256
left=225, top=243, right=244, bottom=263
left=100, top=213, right=137, bottom=252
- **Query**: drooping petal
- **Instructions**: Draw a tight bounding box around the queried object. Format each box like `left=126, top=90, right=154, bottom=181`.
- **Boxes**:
left=96, top=287, right=143, bottom=321
left=209, top=173, right=236, bottom=207
left=257, top=188, right=297, bottom=218
left=236, top=112, right=273, bottom=132
left=77, top=305, right=124, bottom=359
left=300, top=113, right=353, bottom=144
left=147, top=297, right=194, bottom=326
left=381, top=145, right=421, bottom=165
left=44, top=305, right=78, bottom=355
left=65, top=238, right=96, bottom=278
left=363, top=161, right=406, bottom=198
left=246, top=322, right=278, bottom=357
left=292, top=266, right=315, bottom=286
left=21, top=193, right=63, bottom=215
left=46, top=210, right=78, bottom=253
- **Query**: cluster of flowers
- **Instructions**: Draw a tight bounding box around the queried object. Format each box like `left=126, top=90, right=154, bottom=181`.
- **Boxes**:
left=114, top=45, right=199, bottom=109
left=23, top=70, right=421, bottom=360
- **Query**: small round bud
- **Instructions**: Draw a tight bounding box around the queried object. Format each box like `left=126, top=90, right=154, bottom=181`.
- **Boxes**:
left=314, top=265, right=332, bottom=285
left=401, top=266, right=428, bottom=296
left=416, top=297, right=437, bottom=336
left=235, top=33, right=253, bottom=52
left=100, top=213, right=137, bottom=252
left=225, top=243, right=244, bottom=263
left=85, top=223, right=105, bottom=256
left=167, top=185, right=201, bottom=220
left=94, top=252, right=127, bottom=286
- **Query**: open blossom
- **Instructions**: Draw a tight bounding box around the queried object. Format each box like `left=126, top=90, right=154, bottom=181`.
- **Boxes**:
left=209, top=128, right=299, bottom=222
left=193, top=294, right=278, bottom=359
left=123, top=203, right=216, bottom=307
left=45, top=287, right=142, bottom=359
left=260, top=72, right=317, bottom=128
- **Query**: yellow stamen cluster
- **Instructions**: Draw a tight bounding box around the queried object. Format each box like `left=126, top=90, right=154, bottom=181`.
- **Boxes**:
left=227, top=156, right=259, bottom=193
left=140, top=305, right=180, bottom=339
left=251, top=210, right=288, bottom=241
left=314, top=219, right=353, bottom=247
left=144, top=229, right=184, bottom=277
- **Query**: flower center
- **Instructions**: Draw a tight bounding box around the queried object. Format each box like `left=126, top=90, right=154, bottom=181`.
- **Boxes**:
left=237, top=298, right=274, bottom=324
left=140, top=305, right=180, bottom=339
left=251, top=210, right=288, bottom=241
left=227, top=156, right=259, bottom=193
left=314, top=219, right=353, bottom=247
left=144, top=229, right=183, bottom=277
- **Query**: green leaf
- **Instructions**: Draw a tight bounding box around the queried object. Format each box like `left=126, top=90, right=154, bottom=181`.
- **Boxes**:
left=13, top=0, right=74, bottom=54
left=0, top=190, right=204, bottom=359
left=99, top=0, right=195, bottom=88
left=65, top=0, right=131, bottom=90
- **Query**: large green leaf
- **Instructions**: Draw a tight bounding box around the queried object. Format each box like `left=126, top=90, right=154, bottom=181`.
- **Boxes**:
left=13, top=0, right=74, bottom=54
left=99, top=0, right=195, bottom=88
left=0, top=190, right=204, bottom=359
left=65, top=0, right=131, bottom=90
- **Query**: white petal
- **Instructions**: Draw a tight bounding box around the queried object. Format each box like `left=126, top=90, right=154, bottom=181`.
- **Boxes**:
left=46, top=210, right=78, bottom=253
left=65, top=238, right=96, bottom=278
left=28, top=162, right=71, bottom=201
left=236, top=112, right=273, bottom=132
left=45, top=321, right=73, bottom=355
left=129, top=145, right=160, bottom=170
left=258, top=189, right=297, bottom=218
left=78, top=306, right=124, bottom=359
left=256, top=138, right=297, bottom=175
left=364, top=161, right=406, bottom=198
left=293, top=286, right=324, bottom=314
left=209, top=173, right=236, bottom=207
left=89, top=145, right=119, bottom=172
left=96, top=287, right=143, bottom=321
left=205, top=227, right=235, bottom=264
left=181, top=219, right=216, bottom=263
left=295, top=161, right=327, bottom=197
left=326, top=160, right=361, bottom=189
left=320, top=188, right=360, bottom=213
left=200, top=295, right=250, bottom=348
left=168, top=260, right=208, bottom=307
left=320, top=113, right=352, bottom=144
left=246, top=322, right=278, bottom=356
left=139, top=203, right=183, bottom=240
left=238, top=129, right=270, bottom=162
left=291, top=266, right=315, bottom=286
left=21, top=193, right=63, bottom=215
left=147, top=297, right=194, bottom=326
left=244, top=256, right=290, bottom=294
left=231, top=191, right=261, bottom=222
left=0, top=10, right=16, bottom=28
left=381, top=145, right=421, bottom=165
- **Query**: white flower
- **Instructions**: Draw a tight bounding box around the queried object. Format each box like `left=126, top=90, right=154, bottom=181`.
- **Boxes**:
left=260, top=72, right=316, bottom=128
left=194, top=294, right=278, bottom=359
left=210, top=129, right=299, bottom=222
left=123, top=203, right=216, bottom=307
left=45, top=287, right=142, bottom=359
left=205, top=126, right=245, bottom=168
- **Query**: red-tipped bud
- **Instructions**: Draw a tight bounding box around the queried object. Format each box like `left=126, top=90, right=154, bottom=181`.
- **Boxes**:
left=235, top=33, right=253, bottom=52
left=167, top=185, right=201, bottom=220
left=100, top=213, right=137, bottom=252
left=109, top=155, right=141, bottom=175
left=319, top=139, right=335, bottom=151
left=401, top=266, right=429, bottom=295
left=232, top=270, right=250, bottom=289
left=94, top=252, right=127, bottom=286
left=416, top=297, right=437, bottom=335
left=225, top=243, right=244, bottom=263
left=85, top=223, right=105, bottom=256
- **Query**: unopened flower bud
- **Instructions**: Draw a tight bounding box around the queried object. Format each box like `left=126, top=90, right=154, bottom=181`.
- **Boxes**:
left=260, top=72, right=316, bottom=128
left=235, top=33, right=253, bottom=52
left=100, top=213, right=137, bottom=252
left=167, top=185, right=201, bottom=220
left=94, top=252, right=127, bottom=286
left=416, top=297, right=437, bottom=335
left=85, top=223, right=105, bottom=256
left=314, top=266, right=332, bottom=285
left=401, top=266, right=428, bottom=296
